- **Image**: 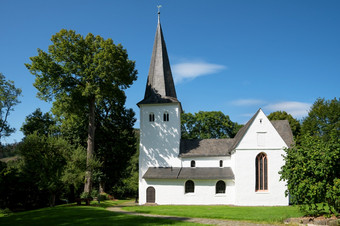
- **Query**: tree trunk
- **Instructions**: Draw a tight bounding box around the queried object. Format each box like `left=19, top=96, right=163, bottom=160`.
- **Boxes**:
left=50, top=193, right=56, bottom=207
left=99, top=181, right=105, bottom=193
left=84, top=97, right=96, bottom=193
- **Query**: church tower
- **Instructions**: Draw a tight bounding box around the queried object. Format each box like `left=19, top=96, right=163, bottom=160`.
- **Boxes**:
left=137, top=11, right=182, bottom=204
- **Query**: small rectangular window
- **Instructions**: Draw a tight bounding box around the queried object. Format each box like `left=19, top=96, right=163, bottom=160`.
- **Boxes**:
left=149, top=113, right=155, bottom=122
left=163, top=113, right=169, bottom=122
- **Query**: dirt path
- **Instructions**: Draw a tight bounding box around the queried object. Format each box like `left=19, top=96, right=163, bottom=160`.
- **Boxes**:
left=106, top=201, right=279, bottom=226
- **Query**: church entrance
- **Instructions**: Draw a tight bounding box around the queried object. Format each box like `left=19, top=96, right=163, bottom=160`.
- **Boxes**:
left=146, top=186, right=155, bottom=203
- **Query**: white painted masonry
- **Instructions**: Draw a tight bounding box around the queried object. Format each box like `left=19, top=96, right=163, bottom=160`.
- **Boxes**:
left=138, top=15, right=291, bottom=206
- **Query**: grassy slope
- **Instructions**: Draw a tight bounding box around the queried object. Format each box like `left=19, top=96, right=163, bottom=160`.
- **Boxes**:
left=124, top=205, right=304, bottom=223
left=0, top=201, right=200, bottom=226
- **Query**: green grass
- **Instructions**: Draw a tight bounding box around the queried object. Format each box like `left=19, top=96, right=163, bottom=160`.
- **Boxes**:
left=0, top=201, right=200, bottom=226
left=124, top=205, right=304, bottom=224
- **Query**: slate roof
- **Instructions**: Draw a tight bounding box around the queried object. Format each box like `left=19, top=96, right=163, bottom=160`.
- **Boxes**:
left=138, top=14, right=180, bottom=106
left=179, top=109, right=294, bottom=157
left=179, top=139, right=234, bottom=157
left=143, top=167, right=235, bottom=180
left=271, top=120, right=294, bottom=148
left=230, top=109, right=260, bottom=150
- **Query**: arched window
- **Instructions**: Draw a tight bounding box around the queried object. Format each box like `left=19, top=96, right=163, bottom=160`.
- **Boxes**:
left=255, top=153, right=268, bottom=191
left=185, top=180, right=194, bottom=193
left=163, top=112, right=169, bottom=121
left=219, top=160, right=223, bottom=167
left=190, top=160, right=195, bottom=167
left=149, top=113, right=155, bottom=122
left=216, top=180, right=226, bottom=194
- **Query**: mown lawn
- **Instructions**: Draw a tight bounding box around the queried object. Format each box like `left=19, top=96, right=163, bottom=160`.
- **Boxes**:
left=0, top=200, right=200, bottom=226
left=124, top=205, right=304, bottom=224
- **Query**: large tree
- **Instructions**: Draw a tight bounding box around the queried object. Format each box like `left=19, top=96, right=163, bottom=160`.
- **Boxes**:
left=0, top=73, right=22, bottom=144
left=301, top=98, right=340, bottom=141
left=26, top=29, right=137, bottom=193
left=181, top=111, right=241, bottom=139
left=19, top=133, right=71, bottom=207
left=21, top=108, right=57, bottom=137
left=267, top=111, right=301, bottom=138
left=95, top=101, right=136, bottom=193
left=280, top=97, right=340, bottom=215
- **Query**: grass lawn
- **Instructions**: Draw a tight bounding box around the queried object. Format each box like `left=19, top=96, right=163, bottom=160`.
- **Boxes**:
left=0, top=200, right=200, bottom=226
left=124, top=205, right=304, bottom=224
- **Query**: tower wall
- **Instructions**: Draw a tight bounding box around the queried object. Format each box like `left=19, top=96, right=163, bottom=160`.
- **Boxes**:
left=139, top=103, right=182, bottom=204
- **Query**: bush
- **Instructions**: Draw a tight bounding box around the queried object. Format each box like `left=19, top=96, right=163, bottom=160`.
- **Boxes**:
left=0, top=208, right=12, bottom=216
left=98, top=193, right=109, bottom=201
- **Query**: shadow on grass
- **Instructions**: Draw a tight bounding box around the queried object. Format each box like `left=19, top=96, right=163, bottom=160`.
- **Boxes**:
left=0, top=205, right=195, bottom=226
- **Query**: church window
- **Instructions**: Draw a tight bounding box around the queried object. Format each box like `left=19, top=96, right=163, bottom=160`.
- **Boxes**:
left=185, top=180, right=194, bottom=193
left=216, top=180, right=226, bottom=194
left=149, top=113, right=155, bottom=122
left=163, top=112, right=169, bottom=121
left=219, top=160, right=223, bottom=167
left=190, top=160, right=195, bottom=167
left=255, top=153, right=268, bottom=191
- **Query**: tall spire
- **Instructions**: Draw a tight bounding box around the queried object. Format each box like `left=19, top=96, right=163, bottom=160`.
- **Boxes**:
left=138, top=9, right=179, bottom=106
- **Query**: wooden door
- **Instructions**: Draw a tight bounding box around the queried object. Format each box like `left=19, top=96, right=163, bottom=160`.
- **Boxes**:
left=146, top=186, right=155, bottom=203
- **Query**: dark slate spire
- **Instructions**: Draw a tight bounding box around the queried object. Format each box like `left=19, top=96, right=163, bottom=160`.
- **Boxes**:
left=137, top=11, right=179, bottom=106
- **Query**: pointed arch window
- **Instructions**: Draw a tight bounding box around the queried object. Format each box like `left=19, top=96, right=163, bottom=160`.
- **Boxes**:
left=163, top=112, right=169, bottom=122
left=185, top=180, right=194, bottom=193
left=190, top=160, right=195, bottom=167
left=255, top=153, right=268, bottom=191
left=149, top=113, right=155, bottom=122
left=216, top=180, right=226, bottom=194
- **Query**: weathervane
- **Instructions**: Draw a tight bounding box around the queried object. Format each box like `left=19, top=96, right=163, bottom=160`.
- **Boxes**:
left=157, top=5, right=162, bottom=22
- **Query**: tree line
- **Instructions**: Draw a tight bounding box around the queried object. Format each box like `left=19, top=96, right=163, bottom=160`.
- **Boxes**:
left=0, top=28, right=339, bottom=216
left=0, top=29, right=138, bottom=210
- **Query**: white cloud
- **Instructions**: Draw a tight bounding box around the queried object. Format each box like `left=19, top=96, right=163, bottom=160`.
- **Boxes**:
left=264, top=101, right=311, bottom=118
left=172, top=61, right=226, bottom=83
left=231, top=99, right=267, bottom=106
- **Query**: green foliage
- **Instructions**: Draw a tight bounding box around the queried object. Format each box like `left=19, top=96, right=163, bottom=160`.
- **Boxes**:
left=301, top=98, right=340, bottom=141
left=0, top=143, right=19, bottom=158
left=0, top=157, right=45, bottom=210
left=94, top=104, right=137, bottom=194
left=280, top=134, right=340, bottom=214
left=26, top=29, right=138, bottom=193
left=0, top=73, right=22, bottom=142
left=280, top=98, right=340, bottom=215
left=181, top=111, right=241, bottom=139
left=61, top=146, right=87, bottom=190
left=267, top=111, right=301, bottom=138
left=80, top=192, right=92, bottom=199
left=18, top=133, right=72, bottom=207
left=111, top=129, right=139, bottom=198
left=25, top=29, right=137, bottom=106
left=21, top=108, right=58, bottom=137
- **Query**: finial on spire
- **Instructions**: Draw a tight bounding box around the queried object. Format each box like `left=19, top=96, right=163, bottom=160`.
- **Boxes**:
left=157, top=5, right=162, bottom=13
left=157, top=5, right=162, bottom=22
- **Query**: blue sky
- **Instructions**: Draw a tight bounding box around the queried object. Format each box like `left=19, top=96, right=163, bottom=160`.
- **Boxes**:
left=1, top=0, right=339, bottom=144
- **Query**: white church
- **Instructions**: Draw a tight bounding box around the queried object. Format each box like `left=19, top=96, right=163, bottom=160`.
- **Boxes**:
left=138, top=13, right=293, bottom=206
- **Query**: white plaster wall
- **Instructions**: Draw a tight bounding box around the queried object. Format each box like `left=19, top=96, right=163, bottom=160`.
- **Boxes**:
left=233, top=109, right=288, bottom=206
left=139, top=103, right=182, bottom=205
left=236, top=110, right=287, bottom=150
left=234, top=149, right=288, bottom=206
left=143, top=179, right=235, bottom=205
left=181, top=156, right=231, bottom=168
